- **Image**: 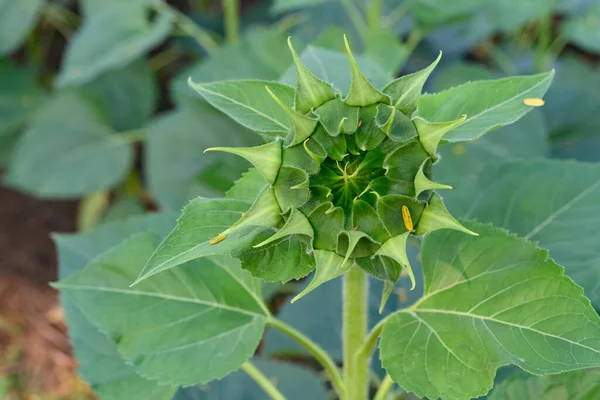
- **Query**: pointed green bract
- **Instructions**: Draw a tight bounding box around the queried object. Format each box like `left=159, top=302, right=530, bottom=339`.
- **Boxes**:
left=376, top=232, right=414, bottom=290
left=265, top=85, right=318, bottom=146
left=288, top=37, right=336, bottom=114
left=254, top=208, right=313, bottom=248
left=414, top=114, right=467, bottom=157
left=313, top=98, right=359, bottom=136
left=415, top=192, right=477, bottom=236
left=224, top=187, right=283, bottom=235
left=343, top=35, right=389, bottom=107
left=273, top=166, right=311, bottom=211
left=205, top=141, right=282, bottom=185
left=383, top=52, right=441, bottom=116
left=414, top=159, right=452, bottom=196
left=291, top=250, right=353, bottom=302
left=338, top=230, right=371, bottom=265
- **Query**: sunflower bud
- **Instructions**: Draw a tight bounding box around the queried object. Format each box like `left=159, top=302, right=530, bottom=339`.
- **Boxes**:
left=205, top=36, right=477, bottom=309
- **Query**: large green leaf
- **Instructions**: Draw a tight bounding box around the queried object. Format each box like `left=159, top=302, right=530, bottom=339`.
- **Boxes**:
left=81, top=60, right=157, bottom=132
left=0, top=0, right=44, bottom=55
left=56, top=233, right=269, bottom=386
left=54, top=213, right=178, bottom=399
left=57, top=2, right=173, bottom=86
left=0, top=60, right=47, bottom=164
left=489, top=369, right=600, bottom=400
left=136, top=198, right=258, bottom=282
left=279, top=46, right=392, bottom=95
left=188, top=80, right=294, bottom=134
left=174, top=358, right=328, bottom=400
left=444, top=160, right=600, bottom=307
left=380, top=222, right=600, bottom=400
left=171, top=28, right=292, bottom=107
left=418, top=72, right=554, bottom=141
left=4, top=92, right=133, bottom=198
left=145, top=104, right=260, bottom=211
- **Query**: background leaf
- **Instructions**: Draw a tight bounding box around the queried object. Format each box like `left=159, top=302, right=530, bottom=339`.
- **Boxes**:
left=173, top=358, right=328, bottom=400
left=145, top=104, right=260, bottom=211
left=0, top=0, right=44, bottom=55
left=57, top=3, right=173, bottom=86
left=4, top=92, right=134, bottom=198
left=81, top=60, right=157, bottom=132
left=57, top=233, right=269, bottom=386
left=380, top=222, right=600, bottom=400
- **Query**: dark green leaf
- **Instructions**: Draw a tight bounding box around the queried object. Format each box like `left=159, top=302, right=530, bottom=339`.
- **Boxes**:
left=0, top=0, right=44, bottom=54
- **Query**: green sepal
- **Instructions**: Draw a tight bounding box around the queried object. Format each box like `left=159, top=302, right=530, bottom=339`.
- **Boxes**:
left=288, top=37, right=337, bottom=114
left=300, top=185, right=333, bottom=215
left=313, top=98, right=359, bottom=136
left=337, top=230, right=375, bottom=264
left=375, top=104, right=417, bottom=142
left=307, top=202, right=344, bottom=252
left=223, top=187, right=283, bottom=235
left=291, top=250, right=353, bottom=303
left=352, top=199, right=390, bottom=243
left=377, top=195, right=425, bottom=236
left=380, top=281, right=395, bottom=314
left=282, top=144, right=320, bottom=175
left=414, top=114, right=467, bottom=157
left=383, top=51, right=441, bottom=116
left=414, top=159, right=452, bottom=197
left=253, top=208, right=313, bottom=248
left=368, top=176, right=415, bottom=198
left=383, top=139, right=429, bottom=182
left=355, top=255, right=401, bottom=311
left=238, top=232, right=315, bottom=283
left=273, top=166, right=311, bottom=212
left=266, top=86, right=318, bottom=146
left=303, top=138, right=327, bottom=163
left=376, top=232, right=414, bottom=290
left=343, top=35, right=390, bottom=107
left=355, top=105, right=387, bottom=151
left=312, top=124, right=347, bottom=161
left=205, top=141, right=282, bottom=185
left=415, top=192, right=478, bottom=236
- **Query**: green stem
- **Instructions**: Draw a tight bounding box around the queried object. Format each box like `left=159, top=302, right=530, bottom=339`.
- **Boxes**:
left=366, top=0, right=381, bottom=35
left=152, top=0, right=219, bottom=54
left=373, top=374, right=394, bottom=400
left=267, top=318, right=346, bottom=399
left=343, top=265, right=369, bottom=400
left=241, top=362, right=286, bottom=400
left=356, top=314, right=389, bottom=364
left=223, top=0, right=239, bottom=43
left=339, top=0, right=369, bottom=41
left=118, top=129, right=147, bottom=143
left=535, top=14, right=552, bottom=72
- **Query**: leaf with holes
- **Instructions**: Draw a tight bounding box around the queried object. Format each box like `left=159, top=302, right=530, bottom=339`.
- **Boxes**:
left=380, top=222, right=600, bottom=400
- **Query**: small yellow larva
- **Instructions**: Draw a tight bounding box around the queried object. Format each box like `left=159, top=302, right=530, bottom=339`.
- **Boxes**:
left=401, top=205, right=413, bottom=231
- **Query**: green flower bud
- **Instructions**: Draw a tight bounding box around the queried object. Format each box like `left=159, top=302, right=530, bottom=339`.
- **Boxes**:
left=206, top=36, right=477, bottom=310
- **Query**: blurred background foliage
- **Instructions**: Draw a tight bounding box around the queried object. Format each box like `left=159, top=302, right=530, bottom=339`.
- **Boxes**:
left=1, top=0, right=600, bottom=398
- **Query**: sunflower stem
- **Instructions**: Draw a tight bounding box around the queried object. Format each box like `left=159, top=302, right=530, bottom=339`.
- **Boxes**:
left=343, top=265, right=369, bottom=400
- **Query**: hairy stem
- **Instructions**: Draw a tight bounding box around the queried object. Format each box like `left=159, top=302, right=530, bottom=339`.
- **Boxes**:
left=373, top=374, right=394, bottom=400
left=223, top=0, right=239, bottom=43
left=241, top=361, right=286, bottom=400
left=343, top=265, right=369, bottom=400
left=535, top=14, right=552, bottom=72
left=267, top=318, right=346, bottom=399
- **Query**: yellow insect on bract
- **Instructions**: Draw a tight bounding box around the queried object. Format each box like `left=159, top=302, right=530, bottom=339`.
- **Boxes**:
left=209, top=234, right=226, bottom=245
left=523, top=98, right=545, bottom=107
left=402, top=205, right=413, bottom=231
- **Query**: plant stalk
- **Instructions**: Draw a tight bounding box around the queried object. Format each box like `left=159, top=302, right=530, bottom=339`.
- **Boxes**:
left=343, top=265, right=369, bottom=400
left=241, top=362, right=286, bottom=400
left=373, top=374, right=394, bottom=400
left=267, top=318, right=346, bottom=399
left=366, top=0, right=381, bottom=35
left=223, top=0, right=239, bottom=43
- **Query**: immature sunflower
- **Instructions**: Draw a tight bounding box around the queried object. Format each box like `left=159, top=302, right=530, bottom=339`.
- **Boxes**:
left=203, top=36, right=476, bottom=309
